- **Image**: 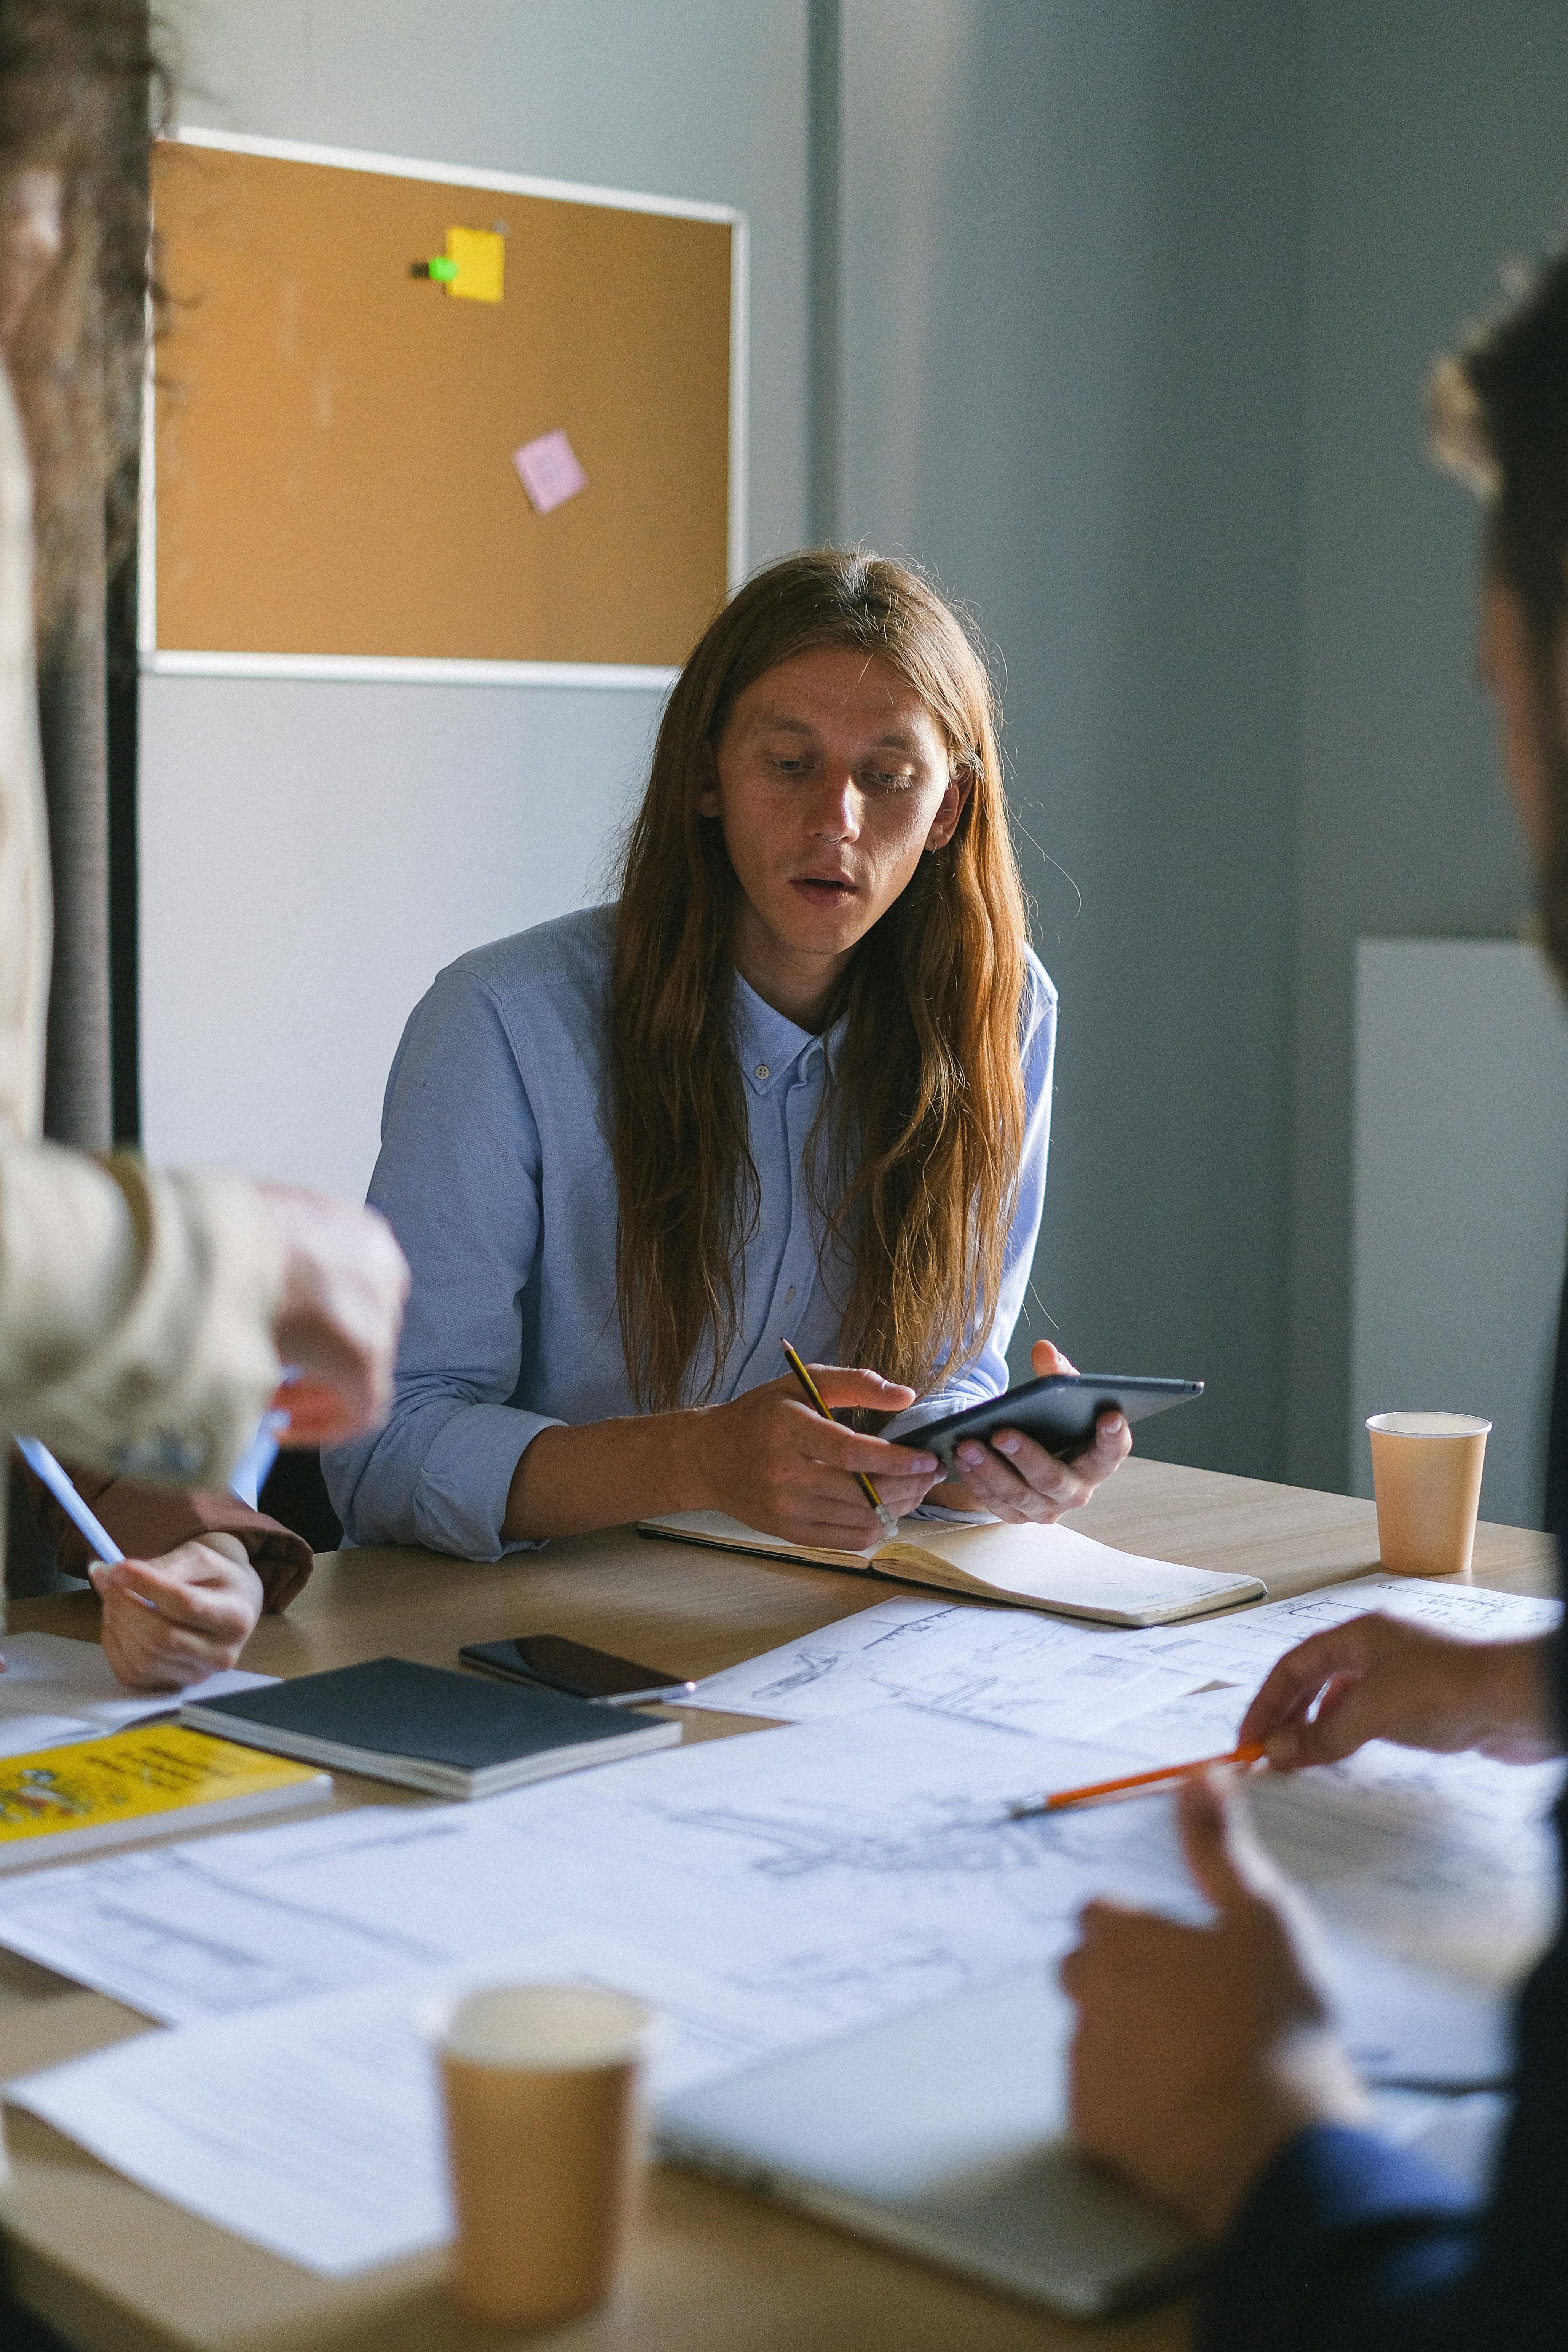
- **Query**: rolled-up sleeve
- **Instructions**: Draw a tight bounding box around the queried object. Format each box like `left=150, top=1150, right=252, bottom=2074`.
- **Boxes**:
left=0, top=1142, right=283, bottom=1489
left=323, top=969, right=561, bottom=1559
left=885, top=955, right=1057, bottom=1439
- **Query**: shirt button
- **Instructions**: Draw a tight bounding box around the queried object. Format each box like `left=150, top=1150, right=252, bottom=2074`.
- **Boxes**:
left=785, top=1285, right=795, bottom=1303
left=754, top=1063, right=770, bottom=1080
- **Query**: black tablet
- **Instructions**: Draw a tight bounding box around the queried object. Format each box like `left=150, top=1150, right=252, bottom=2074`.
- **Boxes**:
left=914, top=1373, right=1204, bottom=1468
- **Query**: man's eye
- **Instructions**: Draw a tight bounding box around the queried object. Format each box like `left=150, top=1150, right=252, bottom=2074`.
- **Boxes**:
left=864, top=769, right=913, bottom=791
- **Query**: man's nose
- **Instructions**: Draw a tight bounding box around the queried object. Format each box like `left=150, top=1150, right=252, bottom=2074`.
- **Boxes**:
left=806, top=771, right=861, bottom=839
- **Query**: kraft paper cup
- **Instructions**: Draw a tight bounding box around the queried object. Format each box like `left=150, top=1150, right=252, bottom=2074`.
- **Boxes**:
left=439, top=1983, right=652, bottom=2328
left=1366, top=1411, right=1491, bottom=1578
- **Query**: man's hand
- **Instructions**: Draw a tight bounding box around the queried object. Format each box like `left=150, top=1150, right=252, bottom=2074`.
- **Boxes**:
left=89, top=1538, right=265, bottom=1691
left=1061, top=1774, right=1368, bottom=2239
left=931, top=1339, right=1132, bottom=1523
left=259, top=1186, right=410, bottom=1447
left=1238, top=1616, right=1559, bottom=1770
left=695, top=1366, right=941, bottom=1548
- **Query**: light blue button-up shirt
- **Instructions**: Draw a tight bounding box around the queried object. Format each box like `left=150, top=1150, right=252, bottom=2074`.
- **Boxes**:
left=325, top=906, right=1057, bottom=1558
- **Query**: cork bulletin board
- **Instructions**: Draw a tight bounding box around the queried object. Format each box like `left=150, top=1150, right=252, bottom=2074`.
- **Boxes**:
left=142, top=129, right=746, bottom=683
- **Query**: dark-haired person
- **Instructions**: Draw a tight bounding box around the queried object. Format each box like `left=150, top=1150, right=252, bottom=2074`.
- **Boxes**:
left=327, top=550, right=1130, bottom=1557
left=0, top=13, right=408, bottom=1654
left=1061, top=253, right=1568, bottom=2352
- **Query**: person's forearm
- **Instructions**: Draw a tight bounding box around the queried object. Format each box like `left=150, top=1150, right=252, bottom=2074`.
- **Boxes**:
left=1475, top=1635, right=1560, bottom=1757
left=502, top=1411, right=715, bottom=1540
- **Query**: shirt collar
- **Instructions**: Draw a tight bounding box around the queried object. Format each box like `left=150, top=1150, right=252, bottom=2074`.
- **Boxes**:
left=732, top=972, right=844, bottom=1096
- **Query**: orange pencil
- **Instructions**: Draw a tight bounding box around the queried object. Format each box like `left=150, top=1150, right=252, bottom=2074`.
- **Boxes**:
left=1006, top=1741, right=1266, bottom=1820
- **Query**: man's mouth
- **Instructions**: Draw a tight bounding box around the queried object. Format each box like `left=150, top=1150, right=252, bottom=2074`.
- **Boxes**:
left=790, top=873, right=858, bottom=901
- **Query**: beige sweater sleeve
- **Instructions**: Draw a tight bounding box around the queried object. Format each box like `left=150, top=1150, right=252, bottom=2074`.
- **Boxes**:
left=0, top=1145, right=285, bottom=1485
left=0, top=369, right=284, bottom=1490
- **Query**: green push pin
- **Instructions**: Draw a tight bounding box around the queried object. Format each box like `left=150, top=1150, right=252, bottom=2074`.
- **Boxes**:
left=410, top=255, right=459, bottom=282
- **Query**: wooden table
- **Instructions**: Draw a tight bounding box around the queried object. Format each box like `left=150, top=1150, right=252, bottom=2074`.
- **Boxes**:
left=0, top=1458, right=1555, bottom=2351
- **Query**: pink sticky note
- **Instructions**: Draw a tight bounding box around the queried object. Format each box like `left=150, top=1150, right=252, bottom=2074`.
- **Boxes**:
left=512, top=428, right=588, bottom=515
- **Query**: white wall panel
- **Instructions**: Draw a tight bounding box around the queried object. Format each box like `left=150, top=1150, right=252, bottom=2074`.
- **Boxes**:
left=138, top=674, right=660, bottom=1201
left=1351, top=940, right=1568, bottom=1529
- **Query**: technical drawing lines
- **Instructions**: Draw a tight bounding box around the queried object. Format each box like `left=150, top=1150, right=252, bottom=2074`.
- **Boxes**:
left=645, top=1789, right=1089, bottom=1886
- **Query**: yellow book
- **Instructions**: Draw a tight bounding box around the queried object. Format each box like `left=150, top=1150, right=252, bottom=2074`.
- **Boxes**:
left=0, top=1723, right=330, bottom=1870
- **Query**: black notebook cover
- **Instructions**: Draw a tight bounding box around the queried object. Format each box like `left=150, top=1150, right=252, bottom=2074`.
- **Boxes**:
left=185, top=1658, right=659, bottom=1773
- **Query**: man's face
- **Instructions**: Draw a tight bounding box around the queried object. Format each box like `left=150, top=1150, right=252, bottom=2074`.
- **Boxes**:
left=699, top=645, right=969, bottom=1022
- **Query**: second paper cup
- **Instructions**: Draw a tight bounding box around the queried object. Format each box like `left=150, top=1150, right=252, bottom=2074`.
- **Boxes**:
left=1366, top=1410, right=1490, bottom=1577
left=439, top=1982, right=652, bottom=2328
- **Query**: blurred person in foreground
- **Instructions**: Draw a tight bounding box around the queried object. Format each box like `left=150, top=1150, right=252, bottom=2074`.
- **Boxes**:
left=0, top=6, right=405, bottom=2344
left=1061, top=251, right=1568, bottom=2351
left=0, top=11, right=408, bottom=1671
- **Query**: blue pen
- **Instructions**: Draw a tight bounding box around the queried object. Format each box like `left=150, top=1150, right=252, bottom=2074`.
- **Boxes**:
left=15, top=1383, right=295, bottom=1572
left=13, top=1436, right=125, bottom=1564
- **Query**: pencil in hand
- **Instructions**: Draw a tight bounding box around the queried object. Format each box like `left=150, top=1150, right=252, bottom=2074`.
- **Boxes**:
left=1007, top=1741, right=1266, bottom=1820
left=779, top=1339, right=900, bottom=1544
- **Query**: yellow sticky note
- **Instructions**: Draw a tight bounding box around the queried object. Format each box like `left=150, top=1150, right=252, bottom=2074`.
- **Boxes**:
left=446, top=225, right=504, bottom=304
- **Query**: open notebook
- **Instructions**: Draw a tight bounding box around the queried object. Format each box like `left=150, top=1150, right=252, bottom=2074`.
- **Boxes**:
left=638, top=1511, right=1264, bottom=1628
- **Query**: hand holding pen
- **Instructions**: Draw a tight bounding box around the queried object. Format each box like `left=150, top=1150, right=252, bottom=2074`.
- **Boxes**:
left=10, top=1411, right=288, bottom=1692
left=780, top=1341, right=902, bottom=1543
left=686, top=1353, right=941, bottom=1551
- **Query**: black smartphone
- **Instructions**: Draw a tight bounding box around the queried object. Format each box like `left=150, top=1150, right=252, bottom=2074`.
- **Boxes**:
left=458, top=1633, right=697, bottom=1707
left=916, top=1372, right=1204, bottom=1469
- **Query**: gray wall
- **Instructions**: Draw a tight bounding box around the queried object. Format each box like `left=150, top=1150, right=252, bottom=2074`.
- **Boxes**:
left=833, top=0, right=1568, bottom=1493
left=1286, top=0, right=1568, bottom=1489
left=836, top=1, right=1306, bottom=1479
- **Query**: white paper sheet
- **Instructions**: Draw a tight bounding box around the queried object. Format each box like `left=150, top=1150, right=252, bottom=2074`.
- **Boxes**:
left=1105, top=1572, right=1561, bottom=1679
left=686, top=1595, right=1209, bottom=1733
left=10, top=1977, right=451, bottom=2275
left=0, top=1693, right=1552, bottom=2052
left=689, top=1577, right=1560, bottom=1731
left=0, top=1712, right=1133, bottom=2030
left=0, top=1632, right=272, bottom=1757
left=6, top=1931, right=742, bottom=2278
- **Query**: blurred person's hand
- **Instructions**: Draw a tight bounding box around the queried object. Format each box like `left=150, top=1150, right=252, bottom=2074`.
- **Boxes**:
left=259, top=1186, right=409, bottom=1446
left=1238, top=1615, right=1559, bottom=1770
left=1061, top=1773, right=1368, bottom=2238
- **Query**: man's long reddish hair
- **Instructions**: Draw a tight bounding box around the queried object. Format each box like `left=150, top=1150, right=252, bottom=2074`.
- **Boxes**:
left=610, top=548, right=1030, bottom=1410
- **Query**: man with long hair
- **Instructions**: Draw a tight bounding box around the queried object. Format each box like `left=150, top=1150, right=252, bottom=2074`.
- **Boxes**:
left=328, top=549, right=1131, bottom=1557
left=1060, top=250, right=1568, bottom=2352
